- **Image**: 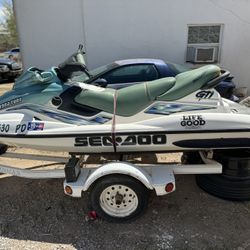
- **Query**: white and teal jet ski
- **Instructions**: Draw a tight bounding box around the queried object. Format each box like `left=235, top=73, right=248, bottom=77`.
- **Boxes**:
left=0, top=52, right=249, bottom=154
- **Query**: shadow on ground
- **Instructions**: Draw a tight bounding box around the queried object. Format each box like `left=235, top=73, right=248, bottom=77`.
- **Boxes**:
left=0, top=79, right=13, bottom=84
left=1, top=174, right=250, bottom=249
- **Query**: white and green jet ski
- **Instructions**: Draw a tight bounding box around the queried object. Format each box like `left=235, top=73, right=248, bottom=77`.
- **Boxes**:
left=0, top=63, right=249, bottom=154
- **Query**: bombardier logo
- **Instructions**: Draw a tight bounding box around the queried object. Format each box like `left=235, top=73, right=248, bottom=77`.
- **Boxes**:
left=75, top=134, right=167, bottom=147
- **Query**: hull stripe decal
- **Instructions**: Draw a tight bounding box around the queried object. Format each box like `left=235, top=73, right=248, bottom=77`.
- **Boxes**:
left=0, top=129, right=249, bottom=138
left=174, top=138, right=250, bottom=148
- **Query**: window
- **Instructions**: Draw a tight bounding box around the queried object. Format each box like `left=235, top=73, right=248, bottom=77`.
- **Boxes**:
left=186, top=24, right=223, bottom=63
left=102, top=64, right=159, bottom=84
left=188, top=25, right=221, bottom=44
left=11, top=48, right=20, bottom=53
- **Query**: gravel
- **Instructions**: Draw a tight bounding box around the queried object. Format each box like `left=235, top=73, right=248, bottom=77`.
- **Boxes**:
left=0, top=149, right=250, bottom=250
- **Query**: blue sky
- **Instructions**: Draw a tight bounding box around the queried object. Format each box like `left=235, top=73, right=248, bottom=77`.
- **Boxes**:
left=0, top=0, right=11, bottom=23
left=0, top=0, right=5, bottom=23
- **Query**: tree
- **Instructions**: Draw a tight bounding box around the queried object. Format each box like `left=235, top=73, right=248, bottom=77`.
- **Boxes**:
left=1, top=0, right=18, bottom=48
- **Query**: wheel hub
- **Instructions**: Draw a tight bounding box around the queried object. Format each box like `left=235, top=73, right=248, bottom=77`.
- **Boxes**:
left=99, top=184, right=138, bottom=217
left=115, top=192, right=123, bottom=205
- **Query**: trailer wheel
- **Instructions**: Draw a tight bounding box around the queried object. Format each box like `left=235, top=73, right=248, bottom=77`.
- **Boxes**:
left=90, top=175, right=149, bottom=222
left=0, top=144, right=8, bottom=155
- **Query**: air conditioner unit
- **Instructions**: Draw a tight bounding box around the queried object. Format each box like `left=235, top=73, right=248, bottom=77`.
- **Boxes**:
left=186, top=46, right=218, bottom=63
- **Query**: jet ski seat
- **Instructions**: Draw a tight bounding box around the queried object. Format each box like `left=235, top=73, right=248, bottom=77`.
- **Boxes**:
left=74, top=77, right=176, bottom=116
left=157, top=65, right=221, bottom=101
left=74, top=65, right=221, bottom=117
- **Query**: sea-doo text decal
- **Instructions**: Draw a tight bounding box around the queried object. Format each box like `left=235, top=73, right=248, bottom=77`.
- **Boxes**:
left=0, top=97, right=22, bottom=110
left=75, top=134, right=167, bottom=147
left=181, top=115, right=206, bottom=128
left=196, top=91, right=214, bottom=100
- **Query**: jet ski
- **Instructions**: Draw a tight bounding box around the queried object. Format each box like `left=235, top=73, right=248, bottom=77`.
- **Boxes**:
left=0, top=49, right=249, bottom=154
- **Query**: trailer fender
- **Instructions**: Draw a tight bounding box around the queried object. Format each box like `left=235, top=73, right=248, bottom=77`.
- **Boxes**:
left=83, top=162, right=154, bottom=191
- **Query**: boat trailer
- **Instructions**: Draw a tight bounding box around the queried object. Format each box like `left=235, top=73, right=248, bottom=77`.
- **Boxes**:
left=0, top=150, right=222, bottom=222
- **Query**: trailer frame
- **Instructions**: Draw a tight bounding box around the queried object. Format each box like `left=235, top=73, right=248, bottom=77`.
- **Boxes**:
left=0, top=150, right=222, bottom=221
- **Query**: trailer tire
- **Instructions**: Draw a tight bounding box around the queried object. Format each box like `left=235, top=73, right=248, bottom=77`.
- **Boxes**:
left=196, top=174, right=250, bottom=201
left=0, top=144, right=8, bottom=155
left=90, top=174, right=149, bottom=222
left=196, top=149, right=250, bottom=201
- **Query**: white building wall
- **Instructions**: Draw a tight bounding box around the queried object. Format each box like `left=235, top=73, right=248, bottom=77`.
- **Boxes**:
left=14, top=0, right=250, bottom=91
left=14, top=0, right=85, bottom=69
left=83, top=0, right=250, bottom=90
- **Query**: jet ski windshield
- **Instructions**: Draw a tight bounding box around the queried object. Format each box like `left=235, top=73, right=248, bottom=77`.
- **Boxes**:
left=13, top=67, right=63, bottom=90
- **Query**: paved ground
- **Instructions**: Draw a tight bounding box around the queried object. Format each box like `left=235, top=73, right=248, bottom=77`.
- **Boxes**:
left=0, top=81, right=250, bottom=250
left=0, top=81, right=13, bottom=95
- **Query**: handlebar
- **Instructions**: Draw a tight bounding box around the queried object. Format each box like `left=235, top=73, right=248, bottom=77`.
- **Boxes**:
left=76, top=44, right=86, bottom=65
left=57, top=44, right=91, bottom=81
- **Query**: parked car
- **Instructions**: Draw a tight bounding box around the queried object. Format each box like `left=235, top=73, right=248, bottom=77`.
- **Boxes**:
left=66, top=58, right=237, bottom=100
left=71, top=59, right=187, bottom=88
left=58, top=46, right=238, bottom=100
left=4, top=47, right=21, bottom=61
left=0, top=57, right=22, bottom=81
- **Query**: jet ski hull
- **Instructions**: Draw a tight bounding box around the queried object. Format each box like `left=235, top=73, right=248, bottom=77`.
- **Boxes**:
left=0, top=130, right=249, bottom=153
left=0, top=111, right=249, bottom=153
